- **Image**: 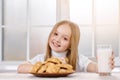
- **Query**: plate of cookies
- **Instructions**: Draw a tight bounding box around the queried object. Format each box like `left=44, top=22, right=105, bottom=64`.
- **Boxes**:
left=30, top=57, right=75, bottom=77
left=31, top=72, right=74, bottom=77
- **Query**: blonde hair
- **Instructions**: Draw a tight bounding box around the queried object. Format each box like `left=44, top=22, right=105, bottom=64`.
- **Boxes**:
left=45, top=20, right=80, bottom=70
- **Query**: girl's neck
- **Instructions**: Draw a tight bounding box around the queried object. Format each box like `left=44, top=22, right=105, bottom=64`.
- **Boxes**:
left=51, top=50, right=67, bottom=58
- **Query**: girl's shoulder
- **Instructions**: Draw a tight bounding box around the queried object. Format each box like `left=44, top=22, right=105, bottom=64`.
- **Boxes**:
left=77, top=54, right=91, bottom=62
left=29, top=53, right=46, bottom=64
left=78, top=54, right=86, bottom=58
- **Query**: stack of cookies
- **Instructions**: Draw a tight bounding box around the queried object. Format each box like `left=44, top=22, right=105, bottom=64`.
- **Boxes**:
left=30, top=57, right=74, bottom=74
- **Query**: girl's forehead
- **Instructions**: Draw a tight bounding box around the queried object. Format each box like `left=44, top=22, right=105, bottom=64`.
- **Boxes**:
left=57, top=24, right=71, bottom=30
left=56, top=24, right=71, bottom=36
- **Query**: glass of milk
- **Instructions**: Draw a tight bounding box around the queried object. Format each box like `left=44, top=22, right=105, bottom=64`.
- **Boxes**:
left=97, top=44, right=112, bottom=76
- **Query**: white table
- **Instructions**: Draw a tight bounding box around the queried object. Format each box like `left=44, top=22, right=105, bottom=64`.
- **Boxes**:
left=0, top=72, right=120, bottom=80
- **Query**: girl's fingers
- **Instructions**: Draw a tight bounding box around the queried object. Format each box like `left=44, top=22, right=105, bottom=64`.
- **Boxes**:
left=109, top=52, right=115, bottom=69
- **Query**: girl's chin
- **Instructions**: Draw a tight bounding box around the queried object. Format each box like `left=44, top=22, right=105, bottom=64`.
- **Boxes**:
left=50, top=45, right=63, bottom=52
left=51, top=48, right=61, bottom=52
left=52, top=48, right=59, bottom=52
left=51, top=45, right=59, bottom=50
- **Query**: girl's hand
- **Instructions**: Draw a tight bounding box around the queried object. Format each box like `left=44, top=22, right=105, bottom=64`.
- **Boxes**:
left=109, top=51, right=115, bottom=70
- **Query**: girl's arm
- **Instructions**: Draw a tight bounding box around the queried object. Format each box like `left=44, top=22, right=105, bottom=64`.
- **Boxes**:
left=17, top=62, right=33, bottom=73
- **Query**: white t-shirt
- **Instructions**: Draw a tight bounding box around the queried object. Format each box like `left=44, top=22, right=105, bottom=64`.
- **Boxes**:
left=29, top=51, right=92, bottom=72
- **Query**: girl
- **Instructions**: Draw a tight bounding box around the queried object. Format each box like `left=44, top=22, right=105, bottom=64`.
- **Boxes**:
left=17, top=20, right=114, bottom=73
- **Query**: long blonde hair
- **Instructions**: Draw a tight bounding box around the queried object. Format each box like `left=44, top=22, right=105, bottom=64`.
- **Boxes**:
left=45, top=20, right=80, bottom=70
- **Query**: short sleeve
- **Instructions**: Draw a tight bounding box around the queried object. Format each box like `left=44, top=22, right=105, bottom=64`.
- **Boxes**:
left=29, top=53, right=45, bottom=64
left=78, top=55, right=92, bottom=72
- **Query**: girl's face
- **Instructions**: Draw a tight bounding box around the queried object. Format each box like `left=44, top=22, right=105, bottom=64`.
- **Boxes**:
left=49, top=24, right=71, bottom=53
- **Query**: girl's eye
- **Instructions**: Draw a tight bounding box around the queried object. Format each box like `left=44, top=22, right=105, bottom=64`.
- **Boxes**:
left=54, top=32, right=58, bottom=36
left=64, top=37, right=68, bottom=41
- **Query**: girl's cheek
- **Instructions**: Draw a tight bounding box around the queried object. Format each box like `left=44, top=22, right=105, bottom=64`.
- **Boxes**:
left=52, top=36, right=56, bottom=39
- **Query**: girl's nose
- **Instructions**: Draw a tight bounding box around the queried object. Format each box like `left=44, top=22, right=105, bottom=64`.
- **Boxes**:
left=56, top=37, right=61, bottom=43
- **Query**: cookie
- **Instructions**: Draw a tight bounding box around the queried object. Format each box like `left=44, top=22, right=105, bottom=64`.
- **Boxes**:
left=30, top=62, right=42, bottom=73
left=46, top=57, right=62, bottom=64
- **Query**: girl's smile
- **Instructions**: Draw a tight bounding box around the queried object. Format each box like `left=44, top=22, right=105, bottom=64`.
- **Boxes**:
left=51, top=40, right=61, bottom=47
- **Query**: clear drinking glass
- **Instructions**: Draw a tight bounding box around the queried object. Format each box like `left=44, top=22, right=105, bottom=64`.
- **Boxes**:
left=97, top=44, right=112, bottom=76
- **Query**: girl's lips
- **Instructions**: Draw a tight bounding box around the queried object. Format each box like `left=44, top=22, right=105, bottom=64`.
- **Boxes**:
left=52, top=41, right=61, bottom=47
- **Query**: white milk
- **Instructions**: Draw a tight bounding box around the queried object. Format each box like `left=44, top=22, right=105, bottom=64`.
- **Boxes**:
left=97, top=45, right=112, bottom=75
